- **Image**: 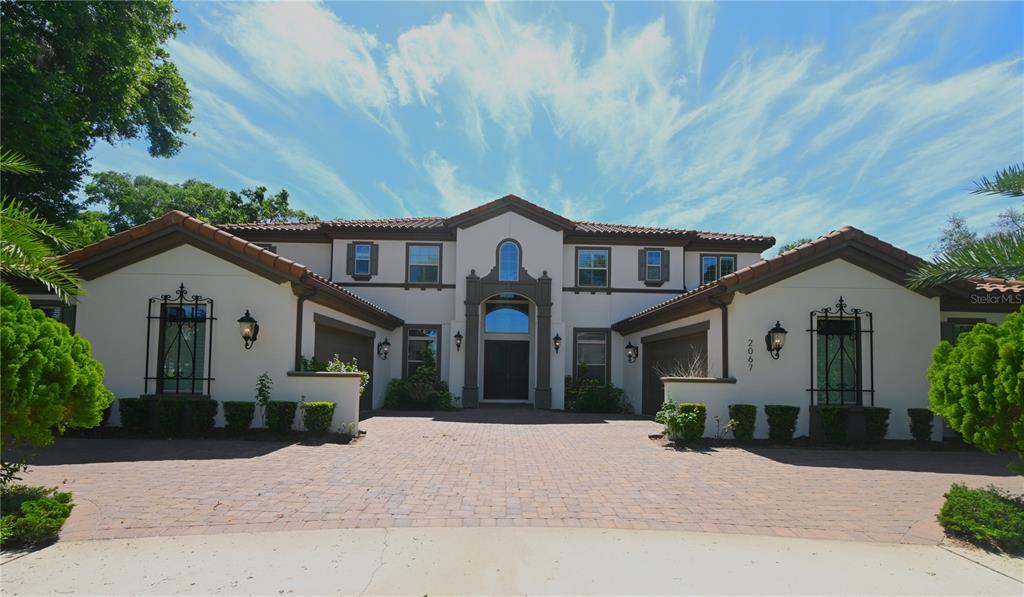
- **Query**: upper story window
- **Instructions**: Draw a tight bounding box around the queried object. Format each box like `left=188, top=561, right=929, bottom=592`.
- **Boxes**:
left=577, top=248, right=610, bottom=288
left=407, top=244, right=441, bottom=284
left=701, top=254, right=737, bottom=285
left=639, top=249, right=669, bottom=284
left=346, top=242, right=378, bottom=279
left=498, top=240, right=520, bottom=281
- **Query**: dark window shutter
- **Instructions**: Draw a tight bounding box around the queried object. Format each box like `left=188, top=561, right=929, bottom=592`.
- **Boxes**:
left=345, top=243, right=355, bottom=276
left=940, top=321, right=954, bottom=343
left=370, top=244, right=379, bottom=275
left=661, top=250, right=670, bottom=282
left=638, top=249, right=645, bottom=281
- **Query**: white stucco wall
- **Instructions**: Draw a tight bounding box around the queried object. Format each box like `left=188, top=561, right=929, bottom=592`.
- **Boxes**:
left=273, top=241, right=332, bottom=279
left=75, top=244, right=386, bottom=426
left=330, top=239, right=457, bottom=286
left=647, top=259, right=942, bottom=440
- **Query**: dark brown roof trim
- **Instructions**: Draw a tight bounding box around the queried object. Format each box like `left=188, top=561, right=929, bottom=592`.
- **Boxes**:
left=61, top=211, right=403, bottom=330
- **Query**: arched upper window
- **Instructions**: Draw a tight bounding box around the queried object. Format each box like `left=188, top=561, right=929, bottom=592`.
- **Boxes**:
left=498, top=240, right=520, bottom=281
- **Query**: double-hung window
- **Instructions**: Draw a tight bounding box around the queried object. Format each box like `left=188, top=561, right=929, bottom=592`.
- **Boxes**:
left=407, top=244, right=441, bottom=284
left=346, top=242, right=378, bottom=278
left=354, top=243, right=372, bottom=275
left=574, top=329, right=610, bottom=383
left=701, top=254, right=737, bottom=285
left=404, top=326, right=440, bottom=378
left=577, top=248, right=610, bottom=288
left=639, top=248, right=668, bottom=283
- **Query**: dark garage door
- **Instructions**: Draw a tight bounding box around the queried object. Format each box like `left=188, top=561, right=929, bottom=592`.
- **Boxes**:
left=314, top=319, right=374, bottom=411
left=641, top=330, right=708, bottom=416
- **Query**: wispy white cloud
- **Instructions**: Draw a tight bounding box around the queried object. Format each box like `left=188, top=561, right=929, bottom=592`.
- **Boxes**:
left=422, top=151, right=497, bottom=214
left=677, top=1, right=716, bottom=88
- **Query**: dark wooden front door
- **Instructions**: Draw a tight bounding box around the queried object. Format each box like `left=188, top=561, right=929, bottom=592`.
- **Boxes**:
left=483, top=340, right=530, bottom=401
left=314, top=324, right=374, bottom=411
left=641, top=332, right=708, bottom=415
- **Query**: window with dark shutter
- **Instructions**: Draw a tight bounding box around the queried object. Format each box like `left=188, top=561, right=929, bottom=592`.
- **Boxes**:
left=346, top=242, right=376, bottom=279
left=639, top=249, right=668, bottom=284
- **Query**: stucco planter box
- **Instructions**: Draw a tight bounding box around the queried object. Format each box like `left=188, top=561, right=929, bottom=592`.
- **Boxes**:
left=285, top=371, right=363, bottom=433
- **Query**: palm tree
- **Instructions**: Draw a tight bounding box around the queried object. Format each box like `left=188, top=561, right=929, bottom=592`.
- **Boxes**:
left=1, top=149, right=82, bottom=302
left=909, top=163, right=1024, bottom=288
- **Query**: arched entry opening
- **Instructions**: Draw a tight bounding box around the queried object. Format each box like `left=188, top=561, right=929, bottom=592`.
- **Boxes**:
left=482, top=293, right=533, bottom=402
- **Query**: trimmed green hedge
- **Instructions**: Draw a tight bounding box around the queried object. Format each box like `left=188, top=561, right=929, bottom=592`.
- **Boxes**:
left=0, top=485, right=74, bottom=548
left=183, top=400, right=217, bottom=434
left=764, top=405, right=800, bottom=442
left=223, top=401, right=255, bottom=431
left=908, top=408, right=934, bottom=442
left=156, top=400, right=184, bottom=435
left=818, top=405, right=847, bottom=444
left=938, top=484, right=1024, bottom=554
left=265, top=401, right=297, bottom=433
left=863, top=406, right=890, bottom=442
left=118, top=398, right=149, bottom=430
left=728, top=404, right=757, bottom=441
left=303, top=402, right=335, bottom=434
left=676, top=403, right=707, bottom=441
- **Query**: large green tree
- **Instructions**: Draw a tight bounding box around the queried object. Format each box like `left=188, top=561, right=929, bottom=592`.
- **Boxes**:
left=81, top=172, right=317, bottom=237
left=1, top=1, right=192, bottom=225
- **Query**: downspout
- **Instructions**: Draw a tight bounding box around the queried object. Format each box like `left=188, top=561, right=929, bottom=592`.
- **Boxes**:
left=709, top=294, right=729, bottom=379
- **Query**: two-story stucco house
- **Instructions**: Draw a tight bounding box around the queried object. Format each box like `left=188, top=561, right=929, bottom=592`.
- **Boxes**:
left=30, top=194, right=1021, bottom=439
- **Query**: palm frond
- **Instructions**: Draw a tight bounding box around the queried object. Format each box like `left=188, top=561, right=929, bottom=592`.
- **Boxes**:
left=971, top=163, right=1024, bottom=198
left=0, top=197, right=82, bottom=302
left=909, top=231, right=1024, bottom=288
left=0, top=148, right=42, bottom=175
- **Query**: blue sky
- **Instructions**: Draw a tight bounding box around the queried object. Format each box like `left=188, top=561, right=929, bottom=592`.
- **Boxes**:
left=88, top=1, right=1023, bottom=255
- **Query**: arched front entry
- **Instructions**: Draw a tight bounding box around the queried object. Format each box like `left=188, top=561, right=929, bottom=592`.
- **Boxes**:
left=462, top=262, right=552, bottom=408
left=481, top=293, right=533, bottom=402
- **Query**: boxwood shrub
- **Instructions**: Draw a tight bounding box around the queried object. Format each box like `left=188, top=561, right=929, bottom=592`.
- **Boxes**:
left=223, top=401, right=255, bottom=431
left=818, top=405, right=847, bottom=444
left=265, top=401, right=298, bottom=433
left=937, top=484, right=1024, bottom=554
left=675, top=403, right=707, bottom=441
left=183, top=400, right=217, bottom=434
left=118, top=398, right=149, bottom=430
left=303, top=402, right=335, bottom=434
left=908, top=408, right=934, bottom=442
left=0, top=485, right=74, bottom=548
left=764, top=405, right=800, bottom=442
left=863, top=406, right=890, bottom=442
left=155, top=400, right=184, bottom=435
left=727, top=404, right=757, bottom=441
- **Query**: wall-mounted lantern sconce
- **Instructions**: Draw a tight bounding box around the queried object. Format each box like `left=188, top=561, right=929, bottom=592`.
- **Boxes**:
left=625, top=341, right=639, bottom=364
left=454, top=331, right=463, bottom=352
left=377, top=338, right=391, bottom=360
left=765, top=321, right=787, bottom=360
left=237, top=310, right=259, bottom=350
left=553, top=333, right=562, bottom=354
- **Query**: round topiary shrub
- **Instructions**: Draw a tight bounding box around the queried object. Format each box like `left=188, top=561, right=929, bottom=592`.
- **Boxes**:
left=863, top=406, right=891, bottom=442
left=764, top=405, right=800, bottom=442
left=223, top=401, right=255, bottom=431
left=728, top=404, right=757, bottom=441
left=265, top=401, right=297, bottom=433
left=302, top=402, right=335, bottom=434
left=907, top=408, right=934, bottom=442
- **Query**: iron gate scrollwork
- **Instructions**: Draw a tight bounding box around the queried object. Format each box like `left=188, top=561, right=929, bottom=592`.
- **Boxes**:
left=144, top=283, right=216, bottom=395
left=807, top=296, right=874, bottom=406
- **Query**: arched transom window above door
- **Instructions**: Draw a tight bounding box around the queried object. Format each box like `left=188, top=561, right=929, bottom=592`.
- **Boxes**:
left=498, top=240, right=521, bottom=281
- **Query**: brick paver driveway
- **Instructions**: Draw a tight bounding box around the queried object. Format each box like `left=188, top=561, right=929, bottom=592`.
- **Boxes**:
left=21, top=408, right=1019, bottom=544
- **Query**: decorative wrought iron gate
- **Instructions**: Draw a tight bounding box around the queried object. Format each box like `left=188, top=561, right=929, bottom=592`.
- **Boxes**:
left=807, top=296, right=874, bottom=406
left=144, top=283, right=216, bottom=395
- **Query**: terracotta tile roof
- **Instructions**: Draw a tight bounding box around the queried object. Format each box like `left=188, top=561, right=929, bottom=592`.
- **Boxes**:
left=614, top=225, right=987, bottom=333
left=221, top=195, right=774, bottom=247
left=62, top=211, right=403, bottom=327
left=971, top=277, right=1024, bottom=294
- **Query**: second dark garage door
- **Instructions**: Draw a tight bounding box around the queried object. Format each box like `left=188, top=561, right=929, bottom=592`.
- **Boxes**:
left=641, top=326, right=709, bottom=416
left=313, top=315, right=375, bottom=411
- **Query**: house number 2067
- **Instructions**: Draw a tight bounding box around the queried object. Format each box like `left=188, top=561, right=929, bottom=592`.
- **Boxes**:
left=747, top=339, right=755, bottom=371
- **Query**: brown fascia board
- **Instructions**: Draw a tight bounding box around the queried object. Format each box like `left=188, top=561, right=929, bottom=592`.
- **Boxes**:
left=563, top=232, right=693, bottom=246
left=684, top=239, right=777, bottom=253
left=291, top=279, right=403, bottom=330
left=612, top=285, right=729, bottom=335
left=445, top=194, right=576, bottom=232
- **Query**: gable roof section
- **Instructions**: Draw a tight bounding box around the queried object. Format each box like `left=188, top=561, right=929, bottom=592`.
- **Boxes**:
left=220, top=194, right=774, bottom=249
left=61, top=211, right=404, bottom=330
left=612, top=226, right=983, bottom=334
